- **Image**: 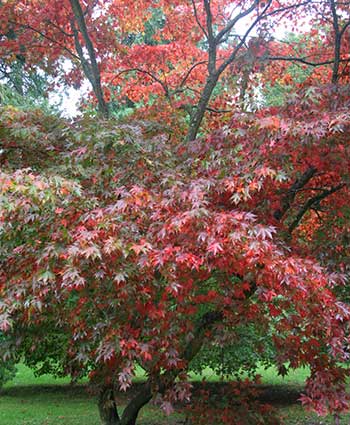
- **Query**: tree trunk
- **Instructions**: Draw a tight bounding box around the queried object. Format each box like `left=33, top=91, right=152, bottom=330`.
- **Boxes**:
left=69, top=0, right=109, bottom=118
left=186, top=73, right=219, bottom=142
left=120, top=383, right=153, bottom=425
left=98, top=385, right=120, bottom=425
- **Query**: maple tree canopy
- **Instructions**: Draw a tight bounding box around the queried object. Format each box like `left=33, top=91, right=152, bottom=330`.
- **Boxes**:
left=0, top=0, right=350, bottom=424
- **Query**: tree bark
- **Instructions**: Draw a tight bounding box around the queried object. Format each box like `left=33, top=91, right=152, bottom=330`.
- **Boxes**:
left=329, top=0, right=341, bottom=84
left=185, top=0, right=269, bottom=141
left=98, top=385, right=120, bottom=425
left=120, top=383, right=153, bottom=425
left=288, top=183, right=345, bottom=234
left=68, top=0, right=109, bottom=118
left=273, top=166, right=317, bottom=221
left=186, top=73, right=220, bottom=142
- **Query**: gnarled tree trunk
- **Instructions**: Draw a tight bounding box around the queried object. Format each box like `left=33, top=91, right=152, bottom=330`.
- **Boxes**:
left=98, top=385, right=120, bottom=425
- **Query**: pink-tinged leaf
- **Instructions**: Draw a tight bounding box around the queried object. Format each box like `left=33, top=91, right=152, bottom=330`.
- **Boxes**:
left=207, top=241, right=223, bottom=256
left=130, top=240, right=152, bottom=255
left=255, top=225, right=276, bottom=240
left=161, top=401, right=174, bottom=416
left=114, top=272, right=126, bottom=283
left=0, top=317, right=12, bottom=332
left=81, top=245, right=102, bottom=260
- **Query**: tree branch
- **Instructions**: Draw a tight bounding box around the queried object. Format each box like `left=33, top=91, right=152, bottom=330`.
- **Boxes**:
left=339, top=18, right=350, bottom=38
left=264, top=55, right=350, bottom=67
left=68, top=0, right=109, bottom=117
left=190, top=0, right=208, bottom=39
left=71, top=20, right=95, bottom=88
left=206, top=106, right=232, bottom=113
left=215, top=0, right=259, bottom=45
left=110, top=68, right=170, bottom=98
left=98, top=385, right=121, bottom=425
left=329, top=0, right=341, bottom=84
left=186, top=0, right=272, bottom=141
left=217, top=0, right=273, bottom=75
left=273, top=166, right=318, bottom=220
left=178, top=60, right=208, bottom=88
left=204, top=0, right=214, bottom=43
left=8, top=20, right=80, bottom=61
left=264, top=0, right=313, bottom=18
left=204, top=0, right=217, bottom=74
left=288, top=183, right=345, bottom=234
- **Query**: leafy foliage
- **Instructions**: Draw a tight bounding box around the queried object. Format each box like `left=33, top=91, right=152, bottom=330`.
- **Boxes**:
left=190, top=323, right=276, bottom=378
left=0, top=333, right=16, bottom=389
left=184, top=378, right=280, bottom=425
left=1, top=87, right=350, bottom=422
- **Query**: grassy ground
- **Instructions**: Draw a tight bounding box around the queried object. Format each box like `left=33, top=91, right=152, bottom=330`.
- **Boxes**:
left=0, top=365, right=182, bottom=425
left=1, top=364, right=349, bottom=424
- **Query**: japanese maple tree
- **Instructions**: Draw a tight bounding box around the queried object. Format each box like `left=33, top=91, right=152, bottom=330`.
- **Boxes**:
left=1, top=93, right=350, bottom=424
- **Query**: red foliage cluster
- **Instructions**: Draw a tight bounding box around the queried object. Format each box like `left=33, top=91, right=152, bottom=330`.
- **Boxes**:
left=184, top=378, right=280, bottom=425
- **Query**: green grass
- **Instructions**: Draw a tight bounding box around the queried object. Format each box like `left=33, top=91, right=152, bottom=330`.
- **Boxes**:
left=0, top=364, right=181, bottom=425
left=4, top=363, right=71, bottom=387
left=280, top=405, right=350, bottom=425
left=1, top=365, right=96, bottom=425
left=189, top=364, right=310, bottom=386
left=1, top=364, right=349, bottom=424
left=0, top=385, right=98, bottom=425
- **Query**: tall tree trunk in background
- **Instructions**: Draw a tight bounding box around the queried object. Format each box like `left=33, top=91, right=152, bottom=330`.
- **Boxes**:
left=186, top=0, right=269, bottom=141
left=69, top=0, right=109, bottom=118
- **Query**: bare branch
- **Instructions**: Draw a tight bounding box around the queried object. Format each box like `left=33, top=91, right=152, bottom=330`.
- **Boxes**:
left=110, top=68, right=170, bottom=97
left=330, top=0, right=341, bottom=83
left=178, top=60, right=207, bottom=88
left=264, top=0, right=313, bottom=18
left=204, top=0, right=214, bottom=43
left=8, top=20, right=79, bottom=61
left=339, top=18, right=350, bottom=38
left=174, top=86, right=202, bottom=97
left=217, top=0, right=273, bottom=75
left=206, top=106, right=232, bottom=113
left=69, top=0, right=109, bottom=117
left=71, top=20, right=94, bottom=84
left=215, top=0, right=259, bottom=45
left=44, top=19, right=74, bottom=38
left=190, top=0, right=208, bottom=39
left=204, top=0, right=217, bottom=74
left=264, top=55, right=350, bottom=67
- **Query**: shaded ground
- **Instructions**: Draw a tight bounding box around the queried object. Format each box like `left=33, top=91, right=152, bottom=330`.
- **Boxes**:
left=259, top=384, right=301, bottom=405
left=0, top=381, right=317, bottom=425
left=1, top=368, right=349, bottom=425
left=1, top=380, right=303, bottom=407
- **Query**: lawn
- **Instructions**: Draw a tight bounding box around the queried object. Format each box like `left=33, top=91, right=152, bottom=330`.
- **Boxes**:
left=1, top=364, right=349, bottom=424
left=0, top=364, right=181, bottom=425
